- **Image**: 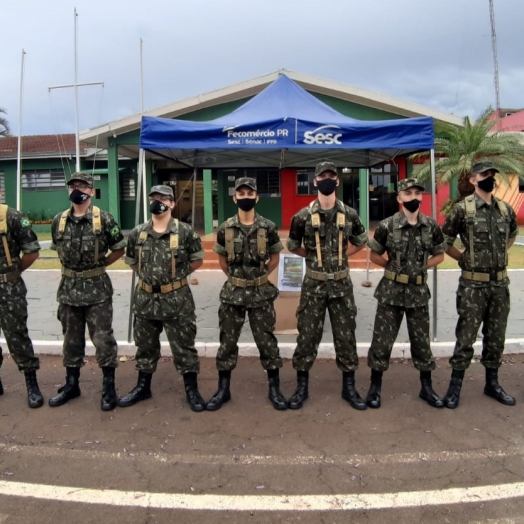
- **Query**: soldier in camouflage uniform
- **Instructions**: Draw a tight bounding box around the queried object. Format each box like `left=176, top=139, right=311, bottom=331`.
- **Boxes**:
left=119, top=185, right=206, bottom=412
left=366, top=178, right=446, bottom=409
left=441, top=161, right=517, bottom=409
left=0, top=189, right=44, bottom=408
left=287, top=161, right=368, bottom=410
left=206, top=177, right=287, bottom=411
left=49, top=173, right=126, bottom=411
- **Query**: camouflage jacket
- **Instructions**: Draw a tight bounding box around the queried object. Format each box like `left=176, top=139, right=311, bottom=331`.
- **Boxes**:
left=286, top=199, right=367, bottom=298
left=126, top=218, right=204, bottom=319
left=0, top=207, right=40, bottom=300
left=442, top=194, right=518, bottom=288
left=213, top=213, right=283, bottom=307
left=369, top=211, right=446, bottom=308
left=51, top=204, right=126, bottom=306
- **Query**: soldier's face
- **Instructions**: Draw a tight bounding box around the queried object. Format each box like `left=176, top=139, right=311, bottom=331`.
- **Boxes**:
left=471, top=170, right=496, bottom=186
left=233, top=187, right=258, bottom=203
left=68, top=182, right=95, bottom=197
left=314, top=171, right=338, bottom=185
left=149, top=194, right=175, bottom=211
left=397, top=188, right=423, bottom=204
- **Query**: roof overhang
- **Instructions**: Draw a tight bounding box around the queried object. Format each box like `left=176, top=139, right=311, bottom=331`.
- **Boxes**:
left=80, top=69, right=463, bottom=152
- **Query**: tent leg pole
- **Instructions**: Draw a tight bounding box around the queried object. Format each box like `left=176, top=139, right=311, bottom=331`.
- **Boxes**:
left=430, top=148, right=438, bottom=342
left=127, top=148, right=145, bottom=343
left=191, top=164, right=197, bottom=228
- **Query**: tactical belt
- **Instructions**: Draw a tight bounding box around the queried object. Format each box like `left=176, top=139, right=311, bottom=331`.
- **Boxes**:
left=228, top=275, right=268, bottom=288
left=461, top=269, right=507, bottom=282
left=306, top=268, right=349, bottom=281
left=384, top=269, right=427, bottom=285
left=61, top=267, right=106, bottom=279
left=138, top=277, right=188, bottom=294
left=0, top=269, right=21, bottom=283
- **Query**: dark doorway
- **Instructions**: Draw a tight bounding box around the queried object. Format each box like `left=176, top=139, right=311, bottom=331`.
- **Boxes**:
left=369, top=164, right=398, bottom=221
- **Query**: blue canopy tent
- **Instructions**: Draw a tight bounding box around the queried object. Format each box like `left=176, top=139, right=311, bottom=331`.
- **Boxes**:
left=133, top=74, right=440, bottom=340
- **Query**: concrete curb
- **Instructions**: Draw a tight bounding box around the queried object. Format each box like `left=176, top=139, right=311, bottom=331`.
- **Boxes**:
left=6, top=339, right=524, bottom=359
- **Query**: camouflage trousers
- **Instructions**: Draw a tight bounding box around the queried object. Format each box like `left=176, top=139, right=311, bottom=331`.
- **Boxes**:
left=0, top=279, right=40, bottom=373
left=367, top=303, right=435, bottom=372
left=133, top=314, right=199, bottom=375
left=450, top=284, right=510, bottom=370
left=57, top=300, right=118, bottom=368
left=217, top=301, right=282, bottom=371
left=293, top=291, right=358, bottom=372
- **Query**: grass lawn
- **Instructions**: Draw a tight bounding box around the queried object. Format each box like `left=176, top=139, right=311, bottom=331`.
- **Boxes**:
left=36, top=232, right=52, bottom=241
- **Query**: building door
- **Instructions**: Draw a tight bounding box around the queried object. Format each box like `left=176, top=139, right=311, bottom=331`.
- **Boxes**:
left=369, top=164, right=398, bottom=221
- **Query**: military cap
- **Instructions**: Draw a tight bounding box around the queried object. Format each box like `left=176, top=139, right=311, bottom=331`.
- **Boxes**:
left=472, top=161, right=499, bottom=174
left=148, top=185, right=174, bottom=198
left=398, top=178, right=425, bottom=192
left=234, top=177, right=257, bottom=191
left=315, top=161, right=338, bottom=177
left=68, top=172, right=94, bottom=187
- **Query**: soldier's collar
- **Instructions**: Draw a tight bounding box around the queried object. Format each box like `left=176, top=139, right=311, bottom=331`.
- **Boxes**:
left=68, top=204, right=93, bottom=220
left=229, top=212, right=261, bottom=227
left=398, top=210, right=428, bottom=227
left=310, top=198, right=343, bottom=213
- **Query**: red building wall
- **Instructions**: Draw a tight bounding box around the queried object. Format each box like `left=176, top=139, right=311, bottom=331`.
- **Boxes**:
left=280, top=168, right=316, bottom=228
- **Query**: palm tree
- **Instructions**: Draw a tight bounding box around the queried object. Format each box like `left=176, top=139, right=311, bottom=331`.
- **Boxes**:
left=411, top=107, right=524, bottom=206
left=0, top=107, right=11, bottom=137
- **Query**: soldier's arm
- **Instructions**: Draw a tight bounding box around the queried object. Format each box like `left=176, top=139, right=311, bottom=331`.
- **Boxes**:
left=185, top=226, right=204, bottom=273
left=124, top=229, right=139, bottom=271
left=441, top=206, right=462, bottom=261
left=11, top=212, right=41, bottom=271
left=266, top=223, right=283, bottom=274
left=286, top=214, right=306, bottom=257
left=427, top=223, right=446, bottom=268
left=103, top=214, right=126, bottom=267
left=217, top=255, right=228, bottom=276
left=368, top=221, right=388, bottom=268
left=347, top=211, right=367, bottom=256
left=507, top=205, right=518, bottom=250
left=213, top=225, right=229, bottom=275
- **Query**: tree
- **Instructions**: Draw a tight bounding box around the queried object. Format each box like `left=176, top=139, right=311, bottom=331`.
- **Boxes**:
left=0, top=107, right=11, bottom=137
left=411, top=107, right=524, bottom=205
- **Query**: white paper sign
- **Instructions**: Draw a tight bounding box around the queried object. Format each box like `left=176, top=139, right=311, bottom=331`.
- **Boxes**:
left=277, top=254, right=305, bottom=292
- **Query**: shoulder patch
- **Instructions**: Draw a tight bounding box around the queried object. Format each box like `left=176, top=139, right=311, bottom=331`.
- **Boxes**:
left=21, top=218, right=31, bottom=228
left=110, top=225, right=121, bottom=237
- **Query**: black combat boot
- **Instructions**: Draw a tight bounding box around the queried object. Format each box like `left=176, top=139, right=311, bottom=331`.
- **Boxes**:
left=366, top=369, right=383, bottom=409
left=0, top=376, right=3, bottom=396
left=484, top=368, right=516, bottom=406
left=288, top=371, right=309, bottom=410
left=342, top=371, right=367, bottom=410
left=419, top=371, right=444, bottom=408
left=206, top=370, right=231, bottom=411
left=183, top=372, right=206, bottom=412
left=118, top=371, right=152, bottom=407
left=443, top=369, right=465, bottom=409
left=267, top=369, right=288, bottom=410
left=48, top=367, right=81, bottom=407
left=101, top=367, right=118, bottom=411
left=25, top=370, right=44, bottom=408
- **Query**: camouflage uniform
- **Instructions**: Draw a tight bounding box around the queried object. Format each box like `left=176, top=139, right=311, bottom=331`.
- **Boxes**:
left=287, top=199, right=367, bottom=372
left=213, top=213, right=283, bottom=371
left=125, top=218, right=204, bottom=375
left=51, top=204, right=126, bottom=368
left=442, top=193, right=518, bottom=370
left=0, top=207, right=41, bottom=373
left=367, top=210, right=446, bottom=371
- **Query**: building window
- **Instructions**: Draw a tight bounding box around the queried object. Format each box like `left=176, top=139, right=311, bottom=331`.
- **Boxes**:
left=226, top=168, right=280, bottom=197
left=120, top=173, right=136, bottom=201
left=0, top=173, right=5, bottom=204
left=22, top=169, right=66, bottom=191
left=297, top=169, right=318, bottom=196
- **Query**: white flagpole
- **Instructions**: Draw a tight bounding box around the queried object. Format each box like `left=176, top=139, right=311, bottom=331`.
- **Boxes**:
left=73, top=8, right=81, bottom=172
left=16, top=49, right=26, bottom=211
left=430, top=148, right=438, bottom=341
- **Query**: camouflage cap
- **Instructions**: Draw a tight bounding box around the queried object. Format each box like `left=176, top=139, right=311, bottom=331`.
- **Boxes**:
left=472, top=161, right=499, bottom=174
left=315, top=161, right=338, bottom=177
left=234, top=177, right=257, bottom=191
left=148, top=185, right=174, bottom=198
left=398, top=178, right=425, bottom=192
left=68, top=172, right=94, bottom=187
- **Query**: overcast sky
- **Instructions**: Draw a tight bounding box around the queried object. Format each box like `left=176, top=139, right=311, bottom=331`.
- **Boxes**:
left=2, top=0, right=523, bottom=136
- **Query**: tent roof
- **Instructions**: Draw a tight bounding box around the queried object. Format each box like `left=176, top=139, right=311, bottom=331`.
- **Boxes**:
left=80, top=69, right=461, bottom=150
left=139, top=75, right=434, bottom=169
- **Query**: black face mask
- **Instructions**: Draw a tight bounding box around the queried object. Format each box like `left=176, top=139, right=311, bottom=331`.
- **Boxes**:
left=69, top=189, right=91, bottom=205
left=403, top=198, right=422, bottom=213
left=316, top=178, right=338, bottom=196
left=236, top=198, right=256, bottom=212
left=149, top=200, right=170, bottom=215
left=477, top=176, right=496, bottom=193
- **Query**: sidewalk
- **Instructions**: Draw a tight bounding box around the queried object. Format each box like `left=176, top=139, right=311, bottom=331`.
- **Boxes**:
left=6, top=268, right=524, bottom=359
